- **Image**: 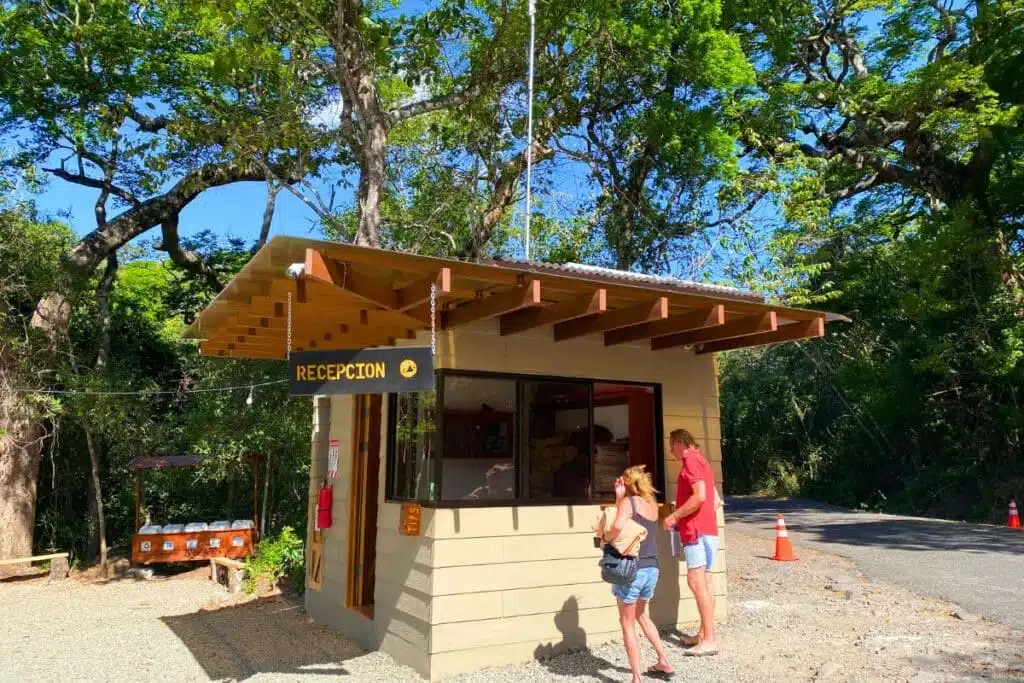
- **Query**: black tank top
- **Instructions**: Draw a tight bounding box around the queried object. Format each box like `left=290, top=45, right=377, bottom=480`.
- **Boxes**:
left=630, top=496, right=659, bottom=569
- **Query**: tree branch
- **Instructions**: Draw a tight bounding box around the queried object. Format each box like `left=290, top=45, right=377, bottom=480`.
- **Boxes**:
left=386, top=82, right=484, bottom=126
left=155, top=214, right=224, bottom=291
left=255, top=180, right=281, bottom=252
left=128, top=110, right=172, bottom=133
left=43, top=167, right=140, bottom=208
left=69, top=160, right=299, bottom=275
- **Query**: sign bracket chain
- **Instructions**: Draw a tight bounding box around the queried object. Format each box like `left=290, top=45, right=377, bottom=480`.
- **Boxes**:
left=287, top=291, right=293, bottom=360
left=430, top=283, right=437, bottom=360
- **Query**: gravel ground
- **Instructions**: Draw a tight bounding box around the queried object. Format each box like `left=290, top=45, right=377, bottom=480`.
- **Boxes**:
left=1, top=532, right=1022, bottom=683
left=726, top=496, right=1024, bottom=631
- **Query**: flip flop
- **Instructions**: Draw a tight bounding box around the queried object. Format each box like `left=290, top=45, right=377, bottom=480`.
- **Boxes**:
left=645, top=666, right=674, bottom=679
left=677, top=633, right=700, bottom=647
left=682, top=645, right=719, bottom=657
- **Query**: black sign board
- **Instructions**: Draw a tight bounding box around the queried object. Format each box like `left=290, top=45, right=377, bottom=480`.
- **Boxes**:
left=289, top=347, right=435, bottom=396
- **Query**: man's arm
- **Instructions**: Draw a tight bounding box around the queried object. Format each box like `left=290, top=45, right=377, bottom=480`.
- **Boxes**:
left=664, top=480, right=706, bottom=528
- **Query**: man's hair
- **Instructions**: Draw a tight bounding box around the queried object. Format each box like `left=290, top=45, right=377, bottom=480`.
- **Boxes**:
left=669, top=428, right=698, bottom=448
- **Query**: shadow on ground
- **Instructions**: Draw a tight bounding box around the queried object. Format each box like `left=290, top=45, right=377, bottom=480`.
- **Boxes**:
left=726, top=497, right=1024, bottom=556
left=162, top=595, right=365, bottom=680
left=534, top=597, right=632, bottom=683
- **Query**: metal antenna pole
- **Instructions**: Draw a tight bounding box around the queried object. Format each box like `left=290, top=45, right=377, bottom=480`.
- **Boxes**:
left=524, top=0, right=536, bottom=261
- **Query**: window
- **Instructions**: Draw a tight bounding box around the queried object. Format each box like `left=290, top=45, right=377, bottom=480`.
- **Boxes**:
left=386, top=371, right=663, bottom=505
left=387, top=391, right=437, bottom=500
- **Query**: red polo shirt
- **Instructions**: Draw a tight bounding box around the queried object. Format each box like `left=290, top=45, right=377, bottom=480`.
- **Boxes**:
left=675, top=447, right=718, bottom=544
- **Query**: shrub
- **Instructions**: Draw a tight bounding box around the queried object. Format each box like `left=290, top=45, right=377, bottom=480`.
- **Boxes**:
left=243, top=527, right=304, bottom=594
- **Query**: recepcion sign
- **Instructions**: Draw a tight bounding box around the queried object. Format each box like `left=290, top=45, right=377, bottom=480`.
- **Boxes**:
left=288, top=347, right=435, bottom=396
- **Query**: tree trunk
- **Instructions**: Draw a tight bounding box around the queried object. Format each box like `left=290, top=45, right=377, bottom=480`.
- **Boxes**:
left=0, top=393, right=42, bottom=560
left=355, top=121, right=387, bottom=248
left=84, top=252, right=117, bottom=576
left=84, top=428, right=108, bottom=576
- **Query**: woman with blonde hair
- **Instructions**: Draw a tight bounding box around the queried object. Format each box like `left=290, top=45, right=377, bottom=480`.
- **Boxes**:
left=602, top=465, right=673, bottom=682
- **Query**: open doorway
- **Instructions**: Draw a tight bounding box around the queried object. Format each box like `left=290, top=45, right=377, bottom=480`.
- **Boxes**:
left=346, top=393, right=381, bottom=619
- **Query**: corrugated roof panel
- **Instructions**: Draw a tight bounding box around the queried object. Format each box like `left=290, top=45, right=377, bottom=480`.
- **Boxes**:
left=491, top=258, right=765, bottom=303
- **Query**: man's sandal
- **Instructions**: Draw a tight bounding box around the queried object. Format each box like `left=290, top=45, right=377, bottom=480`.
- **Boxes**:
left=682, top=644, right=719, bottom=657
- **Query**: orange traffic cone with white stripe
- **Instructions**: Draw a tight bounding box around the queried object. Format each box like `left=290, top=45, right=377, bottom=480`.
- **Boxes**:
left=1009, top=498, right=1022, bottom=529
left=772, top=514, right=798, bottom=561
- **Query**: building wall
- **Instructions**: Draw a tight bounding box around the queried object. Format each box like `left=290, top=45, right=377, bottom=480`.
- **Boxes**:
left=304, top=395, right=379, bottom=648
left=304, top=392, right=436, bottom=676
left=305, top=321, right=726, bottom=681
left=422, top=319, right=726, bottom=680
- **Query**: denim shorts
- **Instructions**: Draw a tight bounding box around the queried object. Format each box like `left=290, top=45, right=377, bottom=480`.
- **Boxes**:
left=683, top=534, right=718, bottom=571
left=611, top=566, right=659, bottom=604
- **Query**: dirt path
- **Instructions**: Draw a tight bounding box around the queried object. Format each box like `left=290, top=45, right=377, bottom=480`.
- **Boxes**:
left=0, top=531, right=1021, bottom=682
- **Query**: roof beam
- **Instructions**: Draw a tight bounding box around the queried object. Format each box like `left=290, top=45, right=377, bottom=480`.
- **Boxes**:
left=696, top=317, right=825, bottom=354
left=604, top=305, right=725, bottom=346
left=442, top=280, right=542, bottom=330
left=396, top=268, right=451, bottom=311
left=499, top=290, right=607, bottom=336
left=554, top=297, right=668, bottom=342
left=304, top=249, right=399, bottom=309
left=651, top=312, right=776, bottom=350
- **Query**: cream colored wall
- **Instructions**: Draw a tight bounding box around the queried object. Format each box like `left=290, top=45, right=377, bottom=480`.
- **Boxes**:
left=418, top=318, right=727, bottom=680
left=372, top=397, right=435, bottom=676
left=304, top=395, right=380, bottom=649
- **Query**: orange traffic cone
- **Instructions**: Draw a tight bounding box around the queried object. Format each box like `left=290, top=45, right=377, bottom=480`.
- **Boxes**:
left=772, top=514, right=798, bottom=561
left=1009, top=499, right=1022, bottom=529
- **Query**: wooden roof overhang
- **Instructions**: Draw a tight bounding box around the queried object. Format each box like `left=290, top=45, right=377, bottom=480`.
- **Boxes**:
left=185, top=236, right=844, bottom=360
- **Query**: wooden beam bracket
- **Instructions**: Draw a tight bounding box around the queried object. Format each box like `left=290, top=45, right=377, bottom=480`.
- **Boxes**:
left=553, top=297, right=669, bottom=342
left=696, top=317, right=825, bottom=354
left=499, top=289, right=607, bottom=336
left=442, top=280, right=542, bottom=330
left=651, top=312, right=777, bottom=351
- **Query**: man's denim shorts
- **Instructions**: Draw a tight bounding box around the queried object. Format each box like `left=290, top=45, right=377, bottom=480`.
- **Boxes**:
left=612, top=566, right=659, bottom=604
left=683, top=534, right=718, bottom=571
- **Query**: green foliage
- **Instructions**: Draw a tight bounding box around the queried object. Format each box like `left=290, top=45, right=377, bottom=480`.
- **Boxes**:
left=243, top=526, right=304, bottom=594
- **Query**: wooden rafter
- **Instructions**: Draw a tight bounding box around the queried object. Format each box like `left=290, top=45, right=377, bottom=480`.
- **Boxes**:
left=604, top=305, right=725, bottom=346
left=442, top=280, right=542, bottom=330
left=696, top=317, right=825, bottom=354
left=395, top=268, right=451, bottom=311
left=499, top=289, right=607, bottom=336
left=651, top=312, right=777, bottom=351
left=553, top=297, right=668, bottom=342
left=303, top=249, right=449, bottom=320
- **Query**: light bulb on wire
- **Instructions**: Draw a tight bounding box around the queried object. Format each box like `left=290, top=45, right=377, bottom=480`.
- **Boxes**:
left=246, top=386, right=254, bottom=407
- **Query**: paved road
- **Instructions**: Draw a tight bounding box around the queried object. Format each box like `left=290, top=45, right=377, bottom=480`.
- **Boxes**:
left=725, top=496, right=1024, bottom=631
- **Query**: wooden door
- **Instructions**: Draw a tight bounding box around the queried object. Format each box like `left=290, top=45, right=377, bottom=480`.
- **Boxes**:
left=346, top=394, right=381, bottom=616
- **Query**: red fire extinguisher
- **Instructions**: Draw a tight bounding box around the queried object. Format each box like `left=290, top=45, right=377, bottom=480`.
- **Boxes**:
left=316, top=482, right=333, bottom=530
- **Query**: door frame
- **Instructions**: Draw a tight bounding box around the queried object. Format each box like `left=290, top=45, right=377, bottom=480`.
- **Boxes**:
left=345, top=393, right=381, bottom=617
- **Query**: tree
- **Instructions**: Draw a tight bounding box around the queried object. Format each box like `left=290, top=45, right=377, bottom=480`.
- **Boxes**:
left=0, top=204, right=74, bottom=559
left=0, top=0, right=326, bottom=556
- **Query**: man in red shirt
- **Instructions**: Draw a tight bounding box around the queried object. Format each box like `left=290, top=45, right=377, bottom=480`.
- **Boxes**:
left=662, top=428, right=722, bottom=655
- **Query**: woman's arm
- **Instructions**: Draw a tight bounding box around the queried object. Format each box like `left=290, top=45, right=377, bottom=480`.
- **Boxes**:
left=602, top=497, right=632, bottom=542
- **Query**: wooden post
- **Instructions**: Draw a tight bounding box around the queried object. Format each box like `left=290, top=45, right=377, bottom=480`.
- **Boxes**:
left=134, top=471, right=143, bottom=531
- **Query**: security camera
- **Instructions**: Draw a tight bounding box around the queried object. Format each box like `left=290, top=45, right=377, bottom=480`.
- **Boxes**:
left=285, top=263, right=305, bottom=280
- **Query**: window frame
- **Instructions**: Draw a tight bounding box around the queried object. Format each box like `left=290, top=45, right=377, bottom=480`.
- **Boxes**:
left=385, top=369, right=665, bottom=507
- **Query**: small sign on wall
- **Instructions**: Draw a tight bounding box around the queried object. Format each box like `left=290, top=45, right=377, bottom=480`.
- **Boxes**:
left=399, top=502, right=422, bottom=536
left=327, top=439, right=339, bottom=478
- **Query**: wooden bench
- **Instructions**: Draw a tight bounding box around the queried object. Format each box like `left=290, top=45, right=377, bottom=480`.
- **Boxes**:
left=0, top=552, right=70, bottom=582
left=209, top=556, right=246, bottom=593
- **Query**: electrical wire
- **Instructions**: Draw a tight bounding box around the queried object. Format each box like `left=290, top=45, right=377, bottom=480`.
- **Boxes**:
left=3, top=379, right=289, bottom=397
